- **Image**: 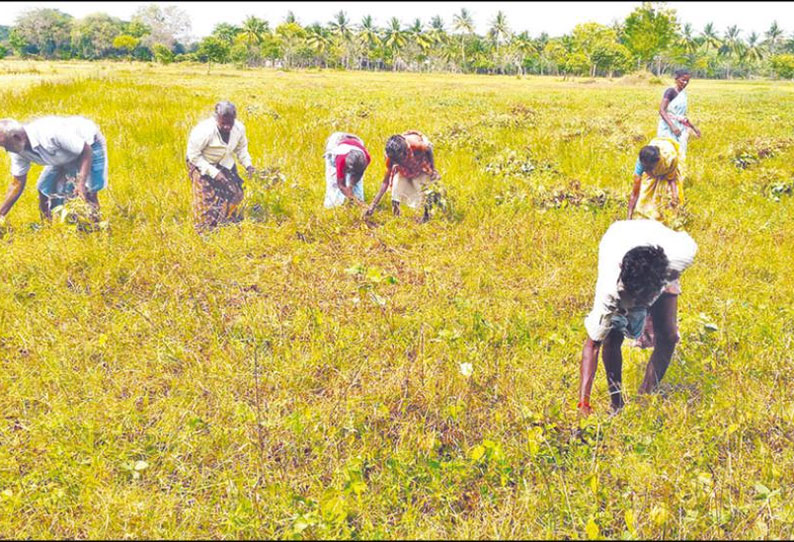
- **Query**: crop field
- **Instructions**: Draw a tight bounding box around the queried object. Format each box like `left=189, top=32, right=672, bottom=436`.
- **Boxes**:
left=1, top=61, right=794, bottom=539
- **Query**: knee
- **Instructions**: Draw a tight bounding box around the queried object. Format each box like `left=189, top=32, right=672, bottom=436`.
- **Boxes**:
left=603, top=329, right=624, bottom=349
left=657, top=327, right=680, bottom=347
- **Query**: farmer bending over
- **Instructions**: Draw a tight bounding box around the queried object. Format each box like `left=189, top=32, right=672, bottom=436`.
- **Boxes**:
left=577, top=219, right=697, bottom=415
left=186, top=101, right=257, bottom=232
left=323, top=132, right=370, bottom=208
left=627, top=137, right=685, bottom=224
left=628, top=138, right=687, bottom=348
left=366, top=130, right=439, bottom=222
left=0, top=116, right=107, bottom=221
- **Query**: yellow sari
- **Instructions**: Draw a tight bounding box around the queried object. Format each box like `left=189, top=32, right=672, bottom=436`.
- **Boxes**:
left=634, top=137, right=684, bottom=225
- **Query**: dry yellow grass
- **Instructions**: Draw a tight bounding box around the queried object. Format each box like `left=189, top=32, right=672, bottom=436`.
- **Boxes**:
left=0, top=61, right=793, bottom=539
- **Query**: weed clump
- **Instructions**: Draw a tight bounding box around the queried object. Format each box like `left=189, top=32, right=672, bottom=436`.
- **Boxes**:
left=534, top=179, right=620, bottom=211
left=51, top=198, right=107, bottom=232
left=245, top=166, right=287, bottom=221
left=751, top=167, right=794, bottom=201
left=421, top=179, right=458, bottom=221
left=485, top=150, right=543, bottom=178
left=730, top=137, right=794, bottom=169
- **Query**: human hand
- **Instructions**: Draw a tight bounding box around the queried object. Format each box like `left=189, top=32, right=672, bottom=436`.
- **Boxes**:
left=430, top=170, right=441, bottom=181
left=363, top=206, right=375, bottom=218
left=577, top=401, right=592, bottom=417
left=246, top=165, right=256, bottom=178
left=214, top=171, right=230, bottom=184
left=673, top=127, right=682, bottom=137
left=75, top=181, right=88, bottom=200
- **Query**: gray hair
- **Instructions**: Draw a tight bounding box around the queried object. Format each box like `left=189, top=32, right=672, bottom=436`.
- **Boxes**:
left=214, top=101, right=237, bottom=118
left=0, top=119, right=24, bottom=140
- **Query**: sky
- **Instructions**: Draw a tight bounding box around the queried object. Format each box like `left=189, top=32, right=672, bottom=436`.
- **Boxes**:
left=1, top=1, right=792, bottom=41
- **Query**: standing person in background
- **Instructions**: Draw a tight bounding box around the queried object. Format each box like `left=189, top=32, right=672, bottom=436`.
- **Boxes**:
left=657, top=68, right=702, bottom=163
left=186, top=101, right=257, bottom=233
left=0, top=116, right=107, bottom=222
left=365, top=130, right=439, bottom=223
left=323, top=132, right=371, bottom=209
left=577, top=219, right=697, bottom=416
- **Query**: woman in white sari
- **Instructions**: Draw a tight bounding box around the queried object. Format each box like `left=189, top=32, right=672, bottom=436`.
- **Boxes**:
left=657, top=69, right=701, bottom=162
left=323, top=132, right=370, bottom=209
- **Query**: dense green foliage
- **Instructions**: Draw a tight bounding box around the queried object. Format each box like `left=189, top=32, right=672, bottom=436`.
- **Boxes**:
left=3, top=3, right=794, bottom=78
left=1, top=61, right=794, bottom=538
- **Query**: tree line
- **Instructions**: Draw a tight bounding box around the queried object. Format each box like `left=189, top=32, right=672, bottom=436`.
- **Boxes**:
left=2, top=2, right=794, bottom=80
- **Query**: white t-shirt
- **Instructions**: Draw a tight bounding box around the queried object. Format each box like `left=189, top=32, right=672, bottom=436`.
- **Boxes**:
left=10, top=116, right=100, bottom=176
left=584, top=220, right=698, bottom=342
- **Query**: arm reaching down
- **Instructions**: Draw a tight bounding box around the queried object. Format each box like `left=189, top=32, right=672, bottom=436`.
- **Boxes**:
left=577, top=337, right=601, bottom=416
left=627, top=173, right=642, bottom=219
left=75, top=143, right=93, bottom=200
left=659, top=91, right=681, bottom=137
left=366, top=165, right=394, bottom=217
left=0, top=174, right=27, bottom=217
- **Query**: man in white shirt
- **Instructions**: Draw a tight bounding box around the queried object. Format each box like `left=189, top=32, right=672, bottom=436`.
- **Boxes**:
left=577, top=220, right=698, bottom=415
left=186, top=101, right=257, bottom=232
left=0, top=116, right=107, bottom=221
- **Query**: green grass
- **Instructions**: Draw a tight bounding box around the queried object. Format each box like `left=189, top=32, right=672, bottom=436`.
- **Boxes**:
left=1, top=61, right=794, bottom=539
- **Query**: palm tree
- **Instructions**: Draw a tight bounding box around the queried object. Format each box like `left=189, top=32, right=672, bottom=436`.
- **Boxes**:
left=306, top=25, right=331, bottom=67
left=285, top=11, right=297, bottom=24
left=764, top=21, right=784, bottom=54
left=488, top=11, right=510, bottom=73
left=510, top=31, right=536, bottom=75
left=452, top=8, right=475, bottom=70
left=535, top=32, right=550, bottom=75
left=426, top=15, right=448, bottom=70
left=329, top=11, right=354, bottom=68
left=719, top=25, right=744, bottom=79
left=241, top=15, right=268, bottom=46
left=678, top=23, right=698, bottom=55
left=700, top=22, right=722, bottom=52
left=383, top=17, right=408, bottom=71
left=406, top=18, right=433, bottom=70
left=489, top=11, right=510, bottom=44
left=742, top=32, right=766, bottom=73
left=357, top=15, right=381, bottom=70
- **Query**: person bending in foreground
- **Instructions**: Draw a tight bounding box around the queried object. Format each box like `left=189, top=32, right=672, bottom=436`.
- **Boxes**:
left=577, top=219, right=697, bottom=416
left=628, top=139, right=687, bottom=348
left=323, top=132, right=371, bottom=209
left=0, top=116, right=107, bottom=221
left=365, top=130, right=439, bottom=222
left=186, top=101, right=257, bottom=233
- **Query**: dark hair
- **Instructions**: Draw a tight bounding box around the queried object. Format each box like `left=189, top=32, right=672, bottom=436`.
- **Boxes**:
left=345, top=149, right=367, bottom=179
left=674, top=68, right=691, bottom=79
left=385, top=134, right=408, bottom=162
left=619, top=245, right=669, bottom=302
left=639, top=145, right=661, bottom=169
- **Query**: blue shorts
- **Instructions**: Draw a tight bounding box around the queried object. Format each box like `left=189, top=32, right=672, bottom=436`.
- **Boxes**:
left=37, top=136, right=107, bottom=199
left=610, top=306, right=648, bottom=340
